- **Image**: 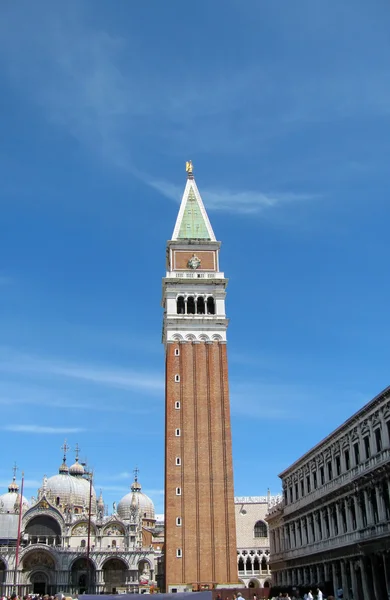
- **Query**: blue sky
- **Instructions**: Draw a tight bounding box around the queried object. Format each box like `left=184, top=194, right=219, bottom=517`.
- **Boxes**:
left=1, top=0, right=389, bottom=514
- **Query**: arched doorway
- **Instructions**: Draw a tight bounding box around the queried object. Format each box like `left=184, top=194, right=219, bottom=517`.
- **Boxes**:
left=264, top=581, right=270, bottom=588
left=103, top=558, right=128, bottom=593
left=71, top=558, right=96, bottom=594
left=248, top=579, right=260, bottom=589
left=25, top=515, right=61, bottom=546
left=23, top=550, right=56, bottom=594
left=30, top=571, right=49, bottom=595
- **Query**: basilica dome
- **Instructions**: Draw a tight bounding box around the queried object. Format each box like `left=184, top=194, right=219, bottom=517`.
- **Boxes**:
left=40, top=459, right=97, bottom=513
left=117, top=477, right=155, bottom=521
left=0, top=477, right=29, bottom=514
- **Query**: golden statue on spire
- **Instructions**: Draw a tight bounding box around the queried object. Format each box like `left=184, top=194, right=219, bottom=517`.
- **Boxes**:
left=186, top=160, right=193, bottom=175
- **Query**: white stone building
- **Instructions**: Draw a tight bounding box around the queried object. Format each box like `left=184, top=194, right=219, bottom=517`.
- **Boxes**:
left=235, top=494, right=282, bottom=589
left=0, top=452, right=161, bottom=596
left=266, top=386, right=390, bottom=600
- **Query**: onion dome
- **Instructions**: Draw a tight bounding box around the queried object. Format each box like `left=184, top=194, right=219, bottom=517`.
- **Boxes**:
left=69, top=457, right=85, bottom=477
left=59, top=460, right=69, bottom=474
left=0, top=475, right=29, bottom=514
left=117, top=472, right=155, bottom=521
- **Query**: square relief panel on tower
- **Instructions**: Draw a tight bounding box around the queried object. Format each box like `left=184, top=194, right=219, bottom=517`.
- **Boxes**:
left=172, top=250, right=217, bottom=271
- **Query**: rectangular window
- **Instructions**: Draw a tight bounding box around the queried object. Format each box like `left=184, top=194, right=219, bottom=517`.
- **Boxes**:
left=306, top=476, right=311, bottom=494
left=176, top=487, right=181, bottom=496
left=387, top=421, right=390, bottom=445
left=327, top=461, right=333, bottom=481
left=344, top=449, right=350, bottom=471
left=364, top=436, right=371, bottom=459
left=175, top=428, right=180, bottom=436
left=294, top=482, right=298, bottom=500
left=174, top=348, right=180, bottom=356
left=175, top=401, right=180, bottom=409
left=375, top=428, right=382, bottom=453
left=313, top=471, right=317, bottom=489
left=176, top=457, right=181, bottom=466
left=176, top=517, right=182, bottom=526
left=335, top=455, right=341, bottom=476
left=320, top=466, right=325, bottom=485
left=300, top=480, right=304, bottom=496
left=354, top=442, right=360, bottom=465
left=289, top=487, right=293, bottom=503
left=176, top=548, right=182, bottom=558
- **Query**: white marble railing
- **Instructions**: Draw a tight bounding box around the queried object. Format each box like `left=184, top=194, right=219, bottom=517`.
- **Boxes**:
left=283, top=448, right=390, bottom=516
left=271, top=521, right=390, bottom=562
left=165, top=272, right=225, bottom=279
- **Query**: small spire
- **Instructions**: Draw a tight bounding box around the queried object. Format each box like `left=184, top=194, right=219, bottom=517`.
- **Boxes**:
left=61, top=439, right=70, bottom=463
left=8, top=464, right=19, bottom=493
left=59, top=440, right=70, bottom=474
left=186, top=160, right=194, bottom=179
left=98, top=489, right=104, bottom=507
left=131, top=467, right=141, bottom=492
left=74, top=443, right=80, bottom=461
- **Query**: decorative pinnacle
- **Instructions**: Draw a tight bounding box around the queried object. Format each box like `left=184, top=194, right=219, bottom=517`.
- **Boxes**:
left=133, top=466, right=139, bottom=482
left=186, top=160, right=194, bottom=179
left=61, top=439, right=70, bottom=462
left=12, top=462, right=18, bottom=480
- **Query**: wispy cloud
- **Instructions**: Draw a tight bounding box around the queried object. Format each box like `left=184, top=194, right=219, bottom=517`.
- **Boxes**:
left=3, top=425, right=85, bottom=434
left=0, top=348, right=164, bottom=394
left=149, top=180, right=316, bottom=216
left=1, top=4, right=388, bottom=185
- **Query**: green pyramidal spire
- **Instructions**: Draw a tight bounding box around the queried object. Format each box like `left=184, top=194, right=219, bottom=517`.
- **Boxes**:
left=171, top=162, right=216, bottom=241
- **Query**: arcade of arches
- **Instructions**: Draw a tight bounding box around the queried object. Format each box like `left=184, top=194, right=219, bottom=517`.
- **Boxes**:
left=102, top=559, right=127, bottom=593
left=25, top=515, right=61, bottom=546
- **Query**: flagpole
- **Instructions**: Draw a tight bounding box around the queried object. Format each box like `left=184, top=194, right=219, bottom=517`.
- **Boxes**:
left=86, top=469, right=93, bottom=593
left=13, top=472, right=24, bottom=592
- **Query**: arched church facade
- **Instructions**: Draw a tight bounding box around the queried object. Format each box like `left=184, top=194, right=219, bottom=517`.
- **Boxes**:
left=0, top=454, right=161, bottom=597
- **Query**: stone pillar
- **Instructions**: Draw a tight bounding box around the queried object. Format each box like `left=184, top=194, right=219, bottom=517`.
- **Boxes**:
left=340, top=560, right=349, bottom=600
left=383, top=552, right=390, bottom=596
left=349, top=560, right=358, bottom=600
left=371, top=555, right=381, bottom=600
left=335, top=502, right=342, bottom=536
left=324, top=562, right=330, bottom=584
left=376, top=483, right=386, bottom=521
left=331, top=562, right=338, bottom=597
left=344, top=498, right=352, bottom=532
left=359, top=558, right=370, bottom=600
left=364, top=489, right=373, bottom=525
left=320, top=509, right=326, bottom=539
left=316, top=565, right=321, bottom=585
left=314, top=511, right=321, bottom=541
left=355, top=492, right=363, bottom=529
left=328, top=505, right=334, bottom=537
left=302, top=518, right=307, bottom=545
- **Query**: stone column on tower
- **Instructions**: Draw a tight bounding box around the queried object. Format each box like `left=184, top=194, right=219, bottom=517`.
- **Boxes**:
left=162, top=162, right=238, bottom=592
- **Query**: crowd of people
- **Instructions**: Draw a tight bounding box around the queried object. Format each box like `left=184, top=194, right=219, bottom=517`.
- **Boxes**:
left=269, top=590, right=334, bottom=600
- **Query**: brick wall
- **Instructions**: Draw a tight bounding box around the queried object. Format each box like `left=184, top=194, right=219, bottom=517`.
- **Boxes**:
left=165, top=341, right=238, bottom=589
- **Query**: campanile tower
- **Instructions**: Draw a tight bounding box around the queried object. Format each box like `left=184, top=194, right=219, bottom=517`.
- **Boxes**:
left=162, top=162, right=238, bottom=592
